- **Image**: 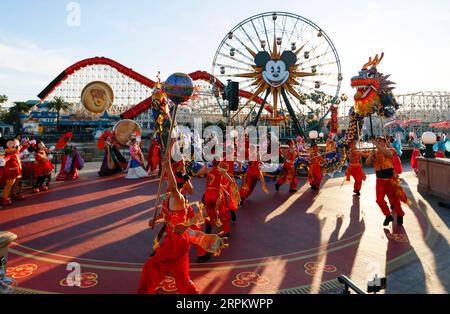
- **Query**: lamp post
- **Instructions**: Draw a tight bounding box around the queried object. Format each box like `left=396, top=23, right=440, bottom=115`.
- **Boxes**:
left=309, top=130, right=319, bottom=146
left=422, top=131, right=437, bottom=158
left=319, top=132, right=324, bottom=143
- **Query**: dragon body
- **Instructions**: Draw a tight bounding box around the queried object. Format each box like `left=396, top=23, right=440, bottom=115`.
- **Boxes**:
left=299, top=53, right=400, bottom=174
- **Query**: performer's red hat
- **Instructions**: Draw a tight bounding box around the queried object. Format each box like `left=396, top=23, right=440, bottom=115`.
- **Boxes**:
left=56, top=132, right=73, bottom=149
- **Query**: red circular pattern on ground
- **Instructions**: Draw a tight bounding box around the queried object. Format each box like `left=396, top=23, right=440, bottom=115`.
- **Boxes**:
left=59, top=272, right=99, bottom=289
left=6, top=264, right=38, bottom=279
left=304, top=262, right=337, bottom=276
left=232, top=272, right=269, bottom=288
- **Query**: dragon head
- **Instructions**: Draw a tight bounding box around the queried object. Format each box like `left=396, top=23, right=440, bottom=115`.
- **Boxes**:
left=351, top=53, right=399, bottom=118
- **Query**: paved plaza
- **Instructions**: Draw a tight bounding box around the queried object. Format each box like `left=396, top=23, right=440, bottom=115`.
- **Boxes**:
left=1, top=161, right=448, bottom=294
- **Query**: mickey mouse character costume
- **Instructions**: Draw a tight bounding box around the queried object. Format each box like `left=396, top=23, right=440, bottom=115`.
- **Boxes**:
left=0, top=138, right=28, bottom=206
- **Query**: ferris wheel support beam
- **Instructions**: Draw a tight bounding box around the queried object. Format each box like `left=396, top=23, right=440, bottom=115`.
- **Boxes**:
left=281, top=88, right=305, bottom=138
left=251, top=89, right=271, bottom=126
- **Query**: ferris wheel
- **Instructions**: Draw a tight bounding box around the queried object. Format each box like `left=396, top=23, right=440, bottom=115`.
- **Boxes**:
left=212, top=11, right=342, bottom=136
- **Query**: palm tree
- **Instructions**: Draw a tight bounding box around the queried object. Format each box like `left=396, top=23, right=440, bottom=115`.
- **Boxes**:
left=0, top=95, right=7, bottom=104
left=9, top=102, right=32, bottom=133
left=47, top=97, right=72, bottom=132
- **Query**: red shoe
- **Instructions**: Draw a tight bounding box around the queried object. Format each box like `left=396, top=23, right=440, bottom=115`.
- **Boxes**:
left=12, top=194, right=25, bottom=201
left=32, top=188, right=40, bottom=193
left=1, top=199, right=12, bottom=206
left=39, top=186, right=49, bottom=192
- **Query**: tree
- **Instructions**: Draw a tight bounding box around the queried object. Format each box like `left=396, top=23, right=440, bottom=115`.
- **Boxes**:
left=0, top=95, right=8, bottom=104
left=215, top=120, right=227, bottom=131
left=0, top=95, right=8, bottom=125
left=47, top=97, right=72, bottom=132
left=8, top=102, right=32, bottom=133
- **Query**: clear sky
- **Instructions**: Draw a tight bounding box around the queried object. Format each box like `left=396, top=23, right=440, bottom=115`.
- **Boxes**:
left=0, top=0, right=449, bottom=103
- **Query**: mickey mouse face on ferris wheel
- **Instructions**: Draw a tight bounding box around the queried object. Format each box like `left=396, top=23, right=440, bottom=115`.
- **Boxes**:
left=255, top=51, right=297, bottom=88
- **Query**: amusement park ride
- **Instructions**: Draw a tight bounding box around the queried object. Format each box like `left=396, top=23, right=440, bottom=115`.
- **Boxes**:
left=212, top=12, right=342, bottom=137
left=36, top=12, right=344, bottom=138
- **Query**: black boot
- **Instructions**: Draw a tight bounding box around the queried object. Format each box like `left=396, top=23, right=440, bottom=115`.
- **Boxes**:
left=229, top=210, right=237, bottom=222
left=383, top=215, right=394, bottom=226
left=289, top=189, right=297, bottom=193
left=397, top=215, right=404, bottom=226
left=275, top=184, right=280, bottom=191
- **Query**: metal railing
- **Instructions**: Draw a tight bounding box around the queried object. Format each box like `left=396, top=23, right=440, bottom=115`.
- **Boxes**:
left=338, top=275, right=367, bottom=295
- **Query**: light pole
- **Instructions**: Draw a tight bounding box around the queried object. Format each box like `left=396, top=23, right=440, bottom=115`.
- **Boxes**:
left=309, top=130, right=319, bottom=146
left=422, top=131, right=437, bottom=158
left=319, top=132, right=324, bottom=143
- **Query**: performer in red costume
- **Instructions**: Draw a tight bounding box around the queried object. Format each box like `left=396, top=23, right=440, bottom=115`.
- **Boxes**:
left=366, top=137, right=408, bottom=226
left=198, top=159, right=237, bottom=237
left=240, top=145, right=269, bottom=204
left=389, top=137, right=403, bottom=176
left=146, top=137, right=162, bottom=175
left=31, top=140, right=55, bottom=193
left=220, top=144, right=239, bottom=222
left=172, top=159, right=211, bottom=262
left=0, top=138, right=28, bottom=206
left=138, top=157, right=199, bottom=294
left=98, top=131, right=126, bottom=177
left=276, top=139, right=299, bottom=192
left=56, top=132, right=83, bottom=181
left=410, top=142, right=422, bottom=175
left=308, top=144, right=324, bottom=191
left=345, top=141, right=369, bottom=196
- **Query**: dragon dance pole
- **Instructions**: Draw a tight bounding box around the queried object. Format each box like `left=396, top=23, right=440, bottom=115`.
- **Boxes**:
left=369, top=113, right=374, bottom=140
left=151, top=103, right=180, bottom=229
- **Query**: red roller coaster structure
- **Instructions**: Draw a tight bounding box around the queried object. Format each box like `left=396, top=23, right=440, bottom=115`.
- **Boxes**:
left=37, top=57, right=272, bottom=119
